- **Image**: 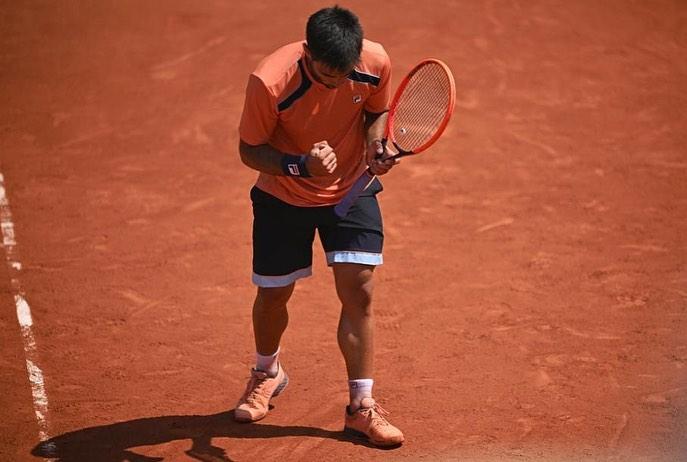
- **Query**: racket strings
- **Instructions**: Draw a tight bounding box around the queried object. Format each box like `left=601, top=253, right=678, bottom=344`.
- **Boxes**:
left=391, top=63, right=452, bottom=152
left=395, top=68, right=450, bottom=145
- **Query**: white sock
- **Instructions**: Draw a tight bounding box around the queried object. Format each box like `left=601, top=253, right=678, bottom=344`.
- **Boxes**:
left=255, top=347, right=280, bottom=377
left=348, top=378, right=374, bottom=411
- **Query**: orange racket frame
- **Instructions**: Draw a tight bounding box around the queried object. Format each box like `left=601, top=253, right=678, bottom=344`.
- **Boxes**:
left=384, top=58, right=456, bottom=157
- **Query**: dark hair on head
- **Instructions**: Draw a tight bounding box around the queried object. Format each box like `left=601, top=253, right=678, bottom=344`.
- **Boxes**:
left=306, top=6, right=363, bottom=72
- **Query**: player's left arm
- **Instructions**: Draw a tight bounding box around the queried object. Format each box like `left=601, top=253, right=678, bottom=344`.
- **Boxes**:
left=363, top=46, right=396, bottom=176
left=364, top=110, right=398, bottom=176
left=365, top=110, right=387, bottom=143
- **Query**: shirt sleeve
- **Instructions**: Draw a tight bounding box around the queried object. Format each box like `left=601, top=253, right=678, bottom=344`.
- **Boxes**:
left=364, top=50, right=392, bottom=114
left=239, top=74, right=278, bottom=146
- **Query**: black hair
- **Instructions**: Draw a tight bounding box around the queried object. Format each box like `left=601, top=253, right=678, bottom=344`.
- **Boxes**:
left=306, top=6, right=363, bottom=72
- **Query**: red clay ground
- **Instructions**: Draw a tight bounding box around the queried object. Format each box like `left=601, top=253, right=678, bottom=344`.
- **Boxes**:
left=1, top=1, right=686, bottom=461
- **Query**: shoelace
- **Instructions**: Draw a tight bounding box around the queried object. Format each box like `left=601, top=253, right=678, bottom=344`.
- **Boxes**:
left=359, top=403, right=391, bottom=427
left=241, top=373, right=270, bottom=407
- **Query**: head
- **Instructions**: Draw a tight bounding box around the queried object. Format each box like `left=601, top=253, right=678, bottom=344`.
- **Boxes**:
left=305, top=6, right=363, bottom=88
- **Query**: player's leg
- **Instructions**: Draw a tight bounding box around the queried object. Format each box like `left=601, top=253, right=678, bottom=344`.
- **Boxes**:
left=253, top=284, right=293, bottom=373
left=235, top=187, right=316, bottom=423
left=332, top=262, right=401, bottom=447
left=332, top=263, right=375, bottom=397
left=319, top=179, right=404, bottom=446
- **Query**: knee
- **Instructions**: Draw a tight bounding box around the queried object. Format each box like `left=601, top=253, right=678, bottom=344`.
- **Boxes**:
left=255, top=285, right=294, bottom=311
left=337, top=272, right=374, bottom=314
left=343, top=285, right=373, bottom=310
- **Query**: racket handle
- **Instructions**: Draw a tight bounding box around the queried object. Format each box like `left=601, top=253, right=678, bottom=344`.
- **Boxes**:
left=334, top=170, right=376, bottom=218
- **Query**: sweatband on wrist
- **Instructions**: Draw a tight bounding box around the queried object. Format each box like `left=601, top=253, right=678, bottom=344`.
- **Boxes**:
left=280, top=154, right=311, bottom=177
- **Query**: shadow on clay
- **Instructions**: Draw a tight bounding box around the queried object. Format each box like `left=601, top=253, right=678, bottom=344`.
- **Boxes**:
left=31, top=409, right=400, bottom=461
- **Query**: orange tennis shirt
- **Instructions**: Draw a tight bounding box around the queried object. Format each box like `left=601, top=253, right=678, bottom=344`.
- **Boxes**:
left=239, top=40, right=392, bottom=206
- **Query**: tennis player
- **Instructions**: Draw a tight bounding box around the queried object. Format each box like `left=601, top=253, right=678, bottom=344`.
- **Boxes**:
left=235, top=6, right=403, bottom=447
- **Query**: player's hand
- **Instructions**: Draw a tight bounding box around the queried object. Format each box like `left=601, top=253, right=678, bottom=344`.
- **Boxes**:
left=366, top=139, right=399, bottom=176
left=306, top=141, right=337, bottom=176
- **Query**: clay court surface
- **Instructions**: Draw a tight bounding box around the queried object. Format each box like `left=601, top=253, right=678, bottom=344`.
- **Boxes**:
left=1, top=1, right=686, bottom=460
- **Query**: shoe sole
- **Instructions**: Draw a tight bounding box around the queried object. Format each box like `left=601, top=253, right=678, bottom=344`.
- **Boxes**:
left=343, top=426, right=404, bottom=447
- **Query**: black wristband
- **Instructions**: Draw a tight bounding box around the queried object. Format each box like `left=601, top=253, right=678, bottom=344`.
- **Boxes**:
left=280, top=154, right=311, bottom=177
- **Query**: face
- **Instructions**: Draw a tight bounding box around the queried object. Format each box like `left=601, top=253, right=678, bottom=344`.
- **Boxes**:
left=307, top=56, right=353, bottom=89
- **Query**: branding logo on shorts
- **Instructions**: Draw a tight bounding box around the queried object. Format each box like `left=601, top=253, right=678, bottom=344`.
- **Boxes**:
left=352, top=95, right=362, bottom=104
left=287, top=163, right=300, bottom=175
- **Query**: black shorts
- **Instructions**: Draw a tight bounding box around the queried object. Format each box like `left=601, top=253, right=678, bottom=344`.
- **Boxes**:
left=251, top=179, right=384, bottom=287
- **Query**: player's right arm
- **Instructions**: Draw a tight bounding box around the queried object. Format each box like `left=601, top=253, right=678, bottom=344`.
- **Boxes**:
left=239, top=140, right=337, bottom=176
left=239, top=74, right=336, bottom=177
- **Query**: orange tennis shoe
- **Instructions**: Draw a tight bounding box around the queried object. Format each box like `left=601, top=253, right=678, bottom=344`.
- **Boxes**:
left=234, top=363, right=289, bottom=422
left=344, top=397, right=405, bottom=447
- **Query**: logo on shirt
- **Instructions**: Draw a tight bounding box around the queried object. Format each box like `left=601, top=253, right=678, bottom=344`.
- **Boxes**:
left=352, top=95, right=362, bottom=104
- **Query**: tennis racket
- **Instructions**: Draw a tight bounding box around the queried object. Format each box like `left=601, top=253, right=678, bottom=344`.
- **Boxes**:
left=334, top=58, right=456, bottom=218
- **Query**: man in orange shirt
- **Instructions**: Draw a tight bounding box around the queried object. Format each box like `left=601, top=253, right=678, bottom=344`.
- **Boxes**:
left=235, top=6, right=403, bottom=447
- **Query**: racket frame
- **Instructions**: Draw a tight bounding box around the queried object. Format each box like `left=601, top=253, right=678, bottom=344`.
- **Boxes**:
left=383, top=58, right=456, bottom=157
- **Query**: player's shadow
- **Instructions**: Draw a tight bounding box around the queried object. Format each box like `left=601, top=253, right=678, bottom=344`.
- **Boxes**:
left=31, top=409, right=384, bottom=462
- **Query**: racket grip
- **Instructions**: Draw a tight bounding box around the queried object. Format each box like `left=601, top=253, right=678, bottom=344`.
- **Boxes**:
left=334, top=170, right=375, bottom=218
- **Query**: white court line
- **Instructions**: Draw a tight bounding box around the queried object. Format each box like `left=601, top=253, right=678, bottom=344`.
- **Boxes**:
left=0, top=173, right=56, bottom=456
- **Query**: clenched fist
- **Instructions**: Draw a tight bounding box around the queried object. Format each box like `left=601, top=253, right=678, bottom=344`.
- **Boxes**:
left=306, top=141, right=338, bottom=176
